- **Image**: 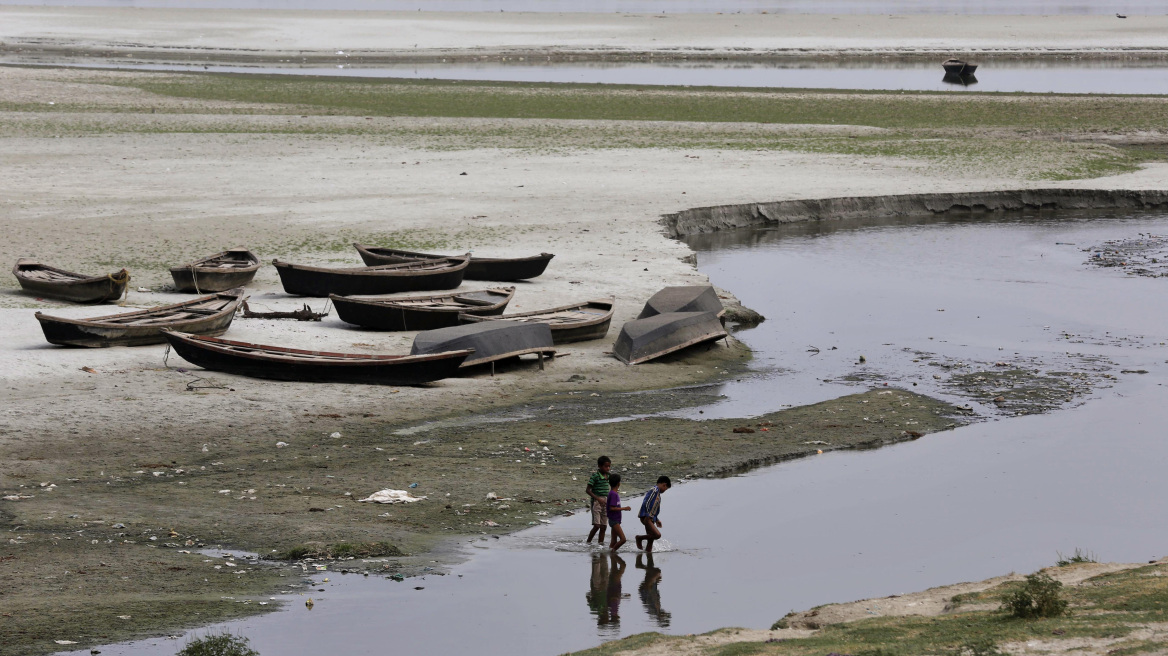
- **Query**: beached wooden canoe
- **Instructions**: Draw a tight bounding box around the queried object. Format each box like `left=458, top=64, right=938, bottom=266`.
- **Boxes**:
left=170, top=248, right=261, bottom=293
left=162, top=330, right=472, bottom=385
left=354, top=244, right=554, bottom=281
left=331, top=287, right=515, bottom=331
left=13, top=258, right=129, bottom=303
left=637, top=285, right=725, bottom=320
left=460, top=299, right=614, bottom=344
left=613, top=311, right=728, bottom=365
left=36, top=289, right=245, bottom=348
left=411, top=321, right=555, bottom=368
left=272, top=256, right=468, bottom=297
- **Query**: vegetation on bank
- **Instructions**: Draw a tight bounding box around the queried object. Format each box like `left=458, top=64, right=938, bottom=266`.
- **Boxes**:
left=2, top=68, right=1165, bottom=180
left=572, top=560, right=1168, bottom=656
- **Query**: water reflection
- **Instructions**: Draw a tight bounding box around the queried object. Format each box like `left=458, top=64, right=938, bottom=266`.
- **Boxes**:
left=637, top=553, right=672, bottom=628
left=942, top=72, right=979, bottom=86
left=587, top=552, right=628, bottom=632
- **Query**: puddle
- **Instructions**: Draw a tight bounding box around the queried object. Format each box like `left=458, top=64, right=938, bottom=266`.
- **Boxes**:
left=11, top=59, right=1168, bottom=94
left=0, top=0, right=1158, bottom=14
left=58, top=209, right=1168, bottom=655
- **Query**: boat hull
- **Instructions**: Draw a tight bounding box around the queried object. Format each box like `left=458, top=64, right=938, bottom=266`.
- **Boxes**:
left=13, top=259, right=129, bottom=303
left=613, top=311, right=728, bottom=365
left=460, top=299, right=614, bottom=344
left=35, top=291, right=244, bottom=348
left=411, top=321, right=555, bottom=368
left=170, top=250, right=261, bottom=293
left=163, top=331, right=471, bottom=385
left=273, top=259, right=466, bottom=297
left=638, top=285, right=724, bottom=319
left=355, top=245, right=554, bottom=281
left=942, top=62, right=977, bottom=75
left=332, top=291, right=511, bottom=331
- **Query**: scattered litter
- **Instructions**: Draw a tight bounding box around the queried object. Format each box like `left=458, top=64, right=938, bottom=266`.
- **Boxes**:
left=330, top=432, right=342, bottom=439
left=276, top=442, right=288, bottom=448
left=732, top=427, right=755, bottom=434
left=358, top=489, right=426, bottom=504
left=480, top=520, right=500, bottom=527
left=218, top=490, right=231, bottom=494
left=389, top=573, right=405, bottom=581
left=80, top=366, right=98, bottom=374
left=486, top=492, right=498, bottom=500
left=117, top=615, right=131, bottom=620
left=54, top=641, right=77, bottom=645
left=2, top=495, right=33, bottom=501
left=408, top=483, right=419, bottom=489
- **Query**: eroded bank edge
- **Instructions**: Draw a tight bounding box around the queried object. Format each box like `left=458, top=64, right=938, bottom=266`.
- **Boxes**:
left=661, top=188, right=1168, bottom=238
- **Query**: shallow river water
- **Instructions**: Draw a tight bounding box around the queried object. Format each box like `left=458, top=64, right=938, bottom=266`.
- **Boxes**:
left=12, top=60, right=1168, bottom=95
left=60, top=211, right=1168, bottom=656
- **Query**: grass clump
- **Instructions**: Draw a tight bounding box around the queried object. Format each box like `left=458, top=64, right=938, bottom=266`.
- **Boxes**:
left=176, top=633, right=259, bottom=656
left=1001, top=572, right=1069, bottom=619
left=1057, top=548, right=1099, bottom=567
left=271, top=541, right=402, bottom=561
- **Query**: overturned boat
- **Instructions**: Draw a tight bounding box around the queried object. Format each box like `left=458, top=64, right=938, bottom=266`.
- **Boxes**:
left=613, top=311, right=728, bottom=365
left=331, top=287, right=515, bottom=331
left=162, top=330, right=471, bottom=385
left=411, top=321, right=555, bottom=368
left=13, top=258, right=129, bottom=303
left=354, top=244, right=554, bottom=281
left=36, top=289, right=245, bottom=348
left=638, top=285, right=724, bottom=319
left=273, top=256, right=468, bottom=297
left=460, top=299, right=614, bottom=344
left=170, top=248, right=261, bottom=293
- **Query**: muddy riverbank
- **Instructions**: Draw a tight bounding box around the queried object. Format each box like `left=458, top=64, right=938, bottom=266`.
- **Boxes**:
left=3, top=384, right=964, bottom=656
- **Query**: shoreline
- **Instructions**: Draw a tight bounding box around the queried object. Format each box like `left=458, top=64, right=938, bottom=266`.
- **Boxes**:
left=6, top=8, right=1168, bottom=65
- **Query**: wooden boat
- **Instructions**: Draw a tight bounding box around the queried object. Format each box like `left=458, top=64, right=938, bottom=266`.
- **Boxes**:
left=170, top=248, right=261, bottom=293
left=638, top=285, right=724, bottom=319
left=411, top=321, right=555, bottom=368
left=272, top=256, right=468, bottom=297
left=354, top=244, right=554, bottom=281
left=460, top=299, right=614, bottom=344
left=162, top=330, right=471, bottom=385
left=330, top=287, right=514, bottom=331
left=613, top=311, right=727, bottom=365
left=942, top=59, right=977, bottom=75
left=13, top=258, right=129, bottom=303
left=35, top=289, right=245, bottom=348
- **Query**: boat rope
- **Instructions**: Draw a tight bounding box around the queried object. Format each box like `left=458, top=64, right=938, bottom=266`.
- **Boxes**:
left=108, top=269, right=131, bottom=306
left=163, top=343, right=171, bottom=368
left=190, top=264, right=202, bottom=295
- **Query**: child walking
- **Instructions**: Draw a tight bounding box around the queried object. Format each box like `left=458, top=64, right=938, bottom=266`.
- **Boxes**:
left=607, top=474, right=632, bottom=552
left=635, top=476, right=671, bottom=553
left=585, top=456, right=612, bottom=544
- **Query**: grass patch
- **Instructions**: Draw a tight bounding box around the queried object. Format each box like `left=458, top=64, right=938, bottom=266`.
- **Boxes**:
left=1001, top=573, right=1069, bottom=619
left=270, top=541, right=403, bottom=561
left=98, top=73, right=1168, bottom=132
left=176, top=633, right=259, bottom=656
left=1057, top=548, right=1099, bottom=567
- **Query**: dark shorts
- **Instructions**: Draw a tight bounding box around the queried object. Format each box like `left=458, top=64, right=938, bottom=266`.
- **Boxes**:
left=608, top=518, right=621, bottom=528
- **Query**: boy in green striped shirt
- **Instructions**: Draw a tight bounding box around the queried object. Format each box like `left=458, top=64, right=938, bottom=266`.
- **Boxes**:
left=585, top=455, right=612, bottom=544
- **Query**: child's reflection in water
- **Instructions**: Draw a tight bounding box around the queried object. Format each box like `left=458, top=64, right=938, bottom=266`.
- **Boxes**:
left=637, top=552, right=671, bottom=628
left=586, top=552, right=628, bottom=630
